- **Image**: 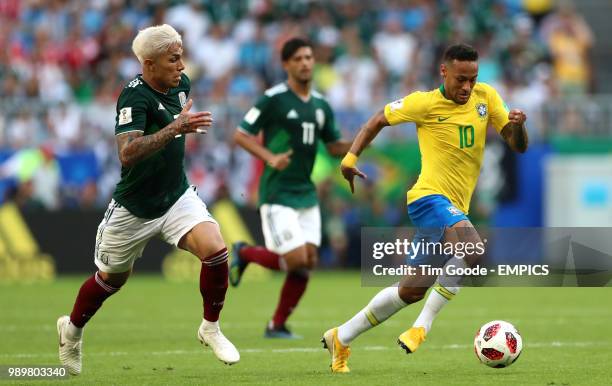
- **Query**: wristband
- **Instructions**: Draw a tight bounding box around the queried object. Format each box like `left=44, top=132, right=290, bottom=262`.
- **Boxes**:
left=341, top=152, right=359, bottom=168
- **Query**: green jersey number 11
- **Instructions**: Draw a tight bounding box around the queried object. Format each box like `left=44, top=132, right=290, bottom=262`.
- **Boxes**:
left=302, top=122, right=316, bottom=145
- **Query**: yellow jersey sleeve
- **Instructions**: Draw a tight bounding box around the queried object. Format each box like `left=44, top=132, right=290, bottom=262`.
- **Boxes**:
left=384, top=91, right=431, bottom=126
left=484, top=83, right=510, bottom=133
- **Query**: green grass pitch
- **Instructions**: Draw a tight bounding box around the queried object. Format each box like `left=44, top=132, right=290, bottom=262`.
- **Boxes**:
left=1, top=272, right=611, bottom=385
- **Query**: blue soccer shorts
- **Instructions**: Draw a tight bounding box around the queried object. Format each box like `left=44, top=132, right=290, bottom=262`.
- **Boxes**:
left=406, top=194, right=469, bottom=268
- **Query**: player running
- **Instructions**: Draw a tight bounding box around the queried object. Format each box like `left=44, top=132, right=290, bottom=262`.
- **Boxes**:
left=322, top=43, right=528, bottom=372
left=231, top=38, right=351, bottom=339
left=56, top=24, right=239, bottom=375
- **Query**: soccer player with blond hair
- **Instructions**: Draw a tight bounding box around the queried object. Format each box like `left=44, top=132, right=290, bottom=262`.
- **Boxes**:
left=323, top=43, right=528, bottom=373
left=56, top=24, right=239, bottom=375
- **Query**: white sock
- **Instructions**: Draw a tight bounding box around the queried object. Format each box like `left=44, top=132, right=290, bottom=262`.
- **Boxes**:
left=412, top=256, right=466, bottom=333
left=66, top=321, right=83, bottom=340
left=437, top=255, right=469, bottom=289
left=337, top=286, right=407, bottom=345
left=200, top=319, right=220, bottom=332
left=412, top=284, right=459, bottom=333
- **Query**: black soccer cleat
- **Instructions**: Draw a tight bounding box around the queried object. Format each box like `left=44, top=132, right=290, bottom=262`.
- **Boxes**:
left=229, top=241, right=249, bottom=287
left=264, top=323, right=302, bottom=339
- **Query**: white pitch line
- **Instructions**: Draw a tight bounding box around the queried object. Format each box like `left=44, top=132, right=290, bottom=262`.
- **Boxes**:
left=0, top=341, right=609, bottom=360
left=2, top=317, right=603, bottom=333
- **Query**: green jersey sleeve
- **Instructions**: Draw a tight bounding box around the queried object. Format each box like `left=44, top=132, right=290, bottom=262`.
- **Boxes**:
left=319, top=102, right=341, bottom=143
left=115, top=86, right=148, bottom=135
left=238, top=95, right=273, bottom=135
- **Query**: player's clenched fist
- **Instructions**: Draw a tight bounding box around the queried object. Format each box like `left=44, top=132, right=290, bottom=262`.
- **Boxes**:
left=508, top=109, right=527, bottom=125
left=267, top=149, right=293, bottom=171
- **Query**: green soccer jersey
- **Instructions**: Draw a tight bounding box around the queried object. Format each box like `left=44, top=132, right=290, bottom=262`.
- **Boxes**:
left=112, top=74, right=190, bottom=219
left=239, top=83, right=341, bottom=208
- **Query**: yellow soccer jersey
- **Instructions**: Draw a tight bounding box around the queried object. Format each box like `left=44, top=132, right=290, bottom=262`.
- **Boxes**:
left=384, top=83, right=510, bottom=214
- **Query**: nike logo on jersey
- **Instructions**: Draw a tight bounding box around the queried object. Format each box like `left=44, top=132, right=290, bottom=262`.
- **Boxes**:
left=287, top=109, right=299, bottom=119
left=438, top=116, right=451, bottom=122
left=158, top=102, right=165, bottom=110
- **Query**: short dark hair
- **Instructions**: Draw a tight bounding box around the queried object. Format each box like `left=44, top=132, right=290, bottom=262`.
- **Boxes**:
left=281, top=37, right=312, bottom=61
left=443, top=44, right=479, bottom=62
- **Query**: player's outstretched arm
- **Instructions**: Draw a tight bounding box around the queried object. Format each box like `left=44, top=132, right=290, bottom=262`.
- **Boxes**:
left=500, top=109, right=529, bottom=153
left=348, top=109, right=389, bottom=156
left=117, top=99, right=213, bottom=167
left=233, top=130, right=292, bottom=171
left=340, top=109, right=389, bottom=193
left=325, top=140, right=352, bottom=157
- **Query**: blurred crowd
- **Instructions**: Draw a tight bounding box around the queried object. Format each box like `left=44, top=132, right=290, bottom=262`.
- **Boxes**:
left=0, top=0, right=600, bottom=265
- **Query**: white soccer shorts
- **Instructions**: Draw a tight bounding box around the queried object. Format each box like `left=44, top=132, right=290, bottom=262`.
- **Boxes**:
left=259, top=203, right=321, bottom=255
left=94, top=186, right=218, bottom=273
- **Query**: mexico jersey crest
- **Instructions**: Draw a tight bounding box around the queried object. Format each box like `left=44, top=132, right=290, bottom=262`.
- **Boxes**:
left=476, top=103, right=487, bottom=118
left=316, top=108, right=325, bottom=129
left=178, top=91, right=187, bottom=108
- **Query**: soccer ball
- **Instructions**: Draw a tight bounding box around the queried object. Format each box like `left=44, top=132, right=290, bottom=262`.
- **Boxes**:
left=474, top=320, right=523, bottom=368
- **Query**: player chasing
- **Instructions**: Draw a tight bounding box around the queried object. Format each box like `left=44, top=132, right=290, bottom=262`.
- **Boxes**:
left=322, top=43, right=528, bottom=373
left=56, top=25, right=239, bottom=375
left=231, top=38, right=351, bottom=339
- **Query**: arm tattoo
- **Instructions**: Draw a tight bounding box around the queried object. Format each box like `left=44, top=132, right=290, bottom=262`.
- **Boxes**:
left=177, top=114, right=190, bottom=131
left=118, top=119, right=184, bottom=167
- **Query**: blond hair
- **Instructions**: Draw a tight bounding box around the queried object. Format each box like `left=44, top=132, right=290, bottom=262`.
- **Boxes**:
left=131, top=24, right=182, bottom=64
